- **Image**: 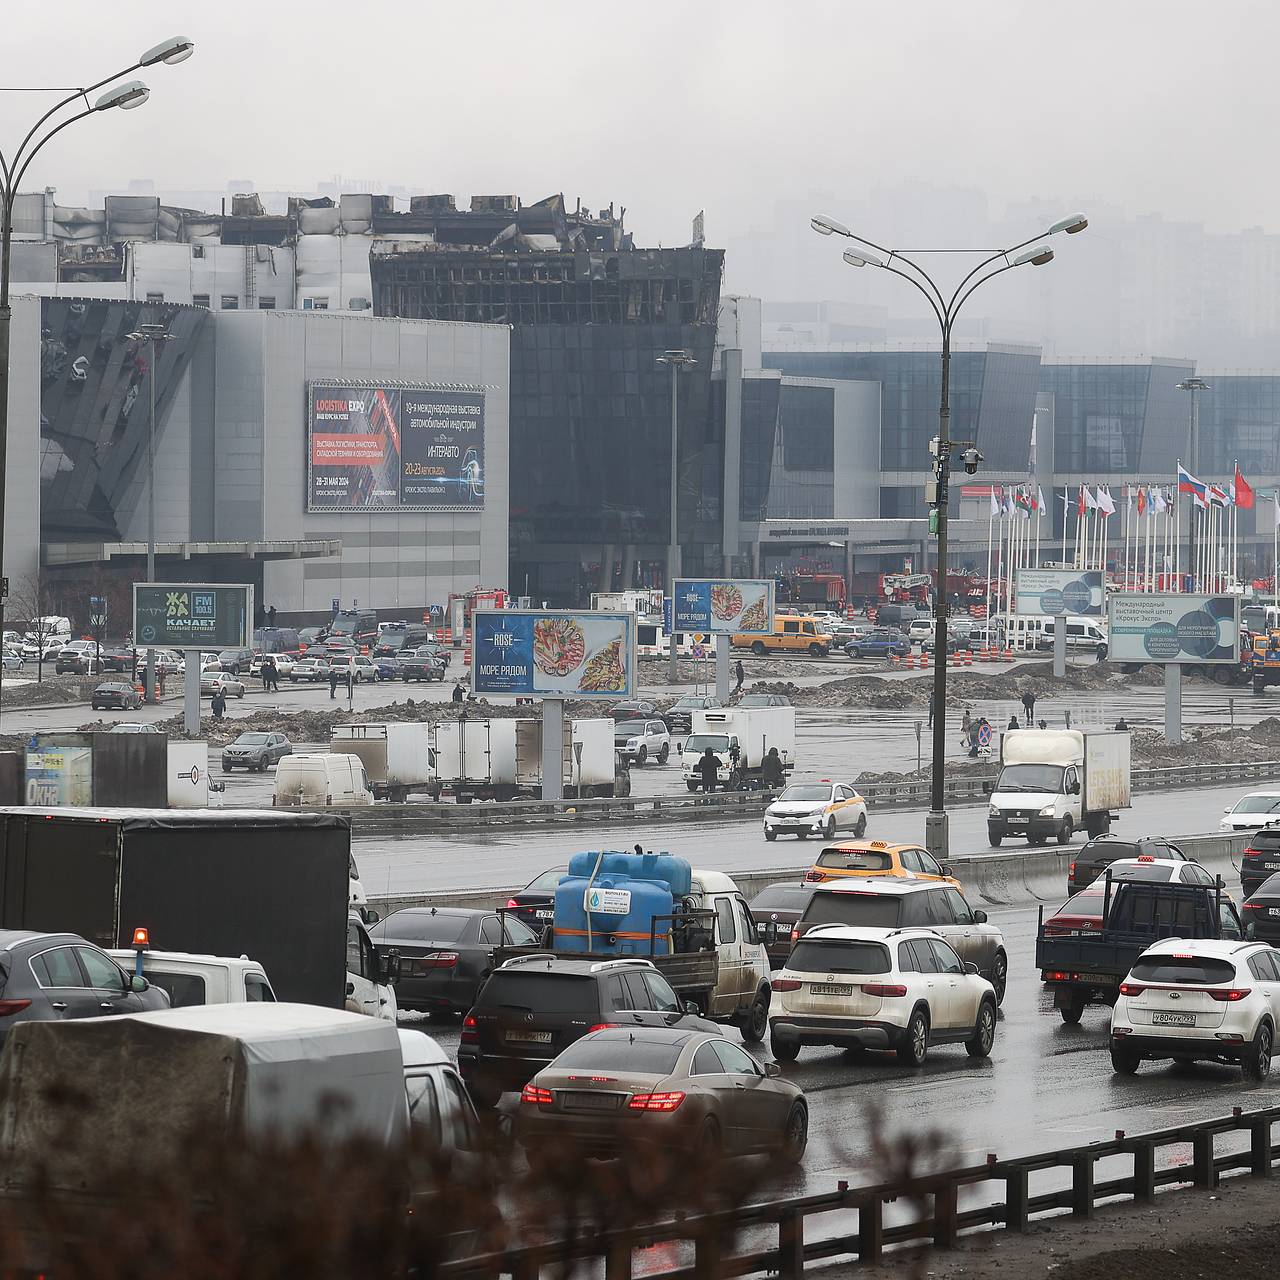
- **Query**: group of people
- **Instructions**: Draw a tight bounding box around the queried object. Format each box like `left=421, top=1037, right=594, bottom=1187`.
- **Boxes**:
left=690, top=743, right=785, bottom=793
left=259, top=657, right=281, bottom=693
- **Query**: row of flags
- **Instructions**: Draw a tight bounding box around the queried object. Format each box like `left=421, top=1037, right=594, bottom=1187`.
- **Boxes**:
left=1177, top=464, right=1255, bottom=510
left=989, top=484, right=1046, bottom=518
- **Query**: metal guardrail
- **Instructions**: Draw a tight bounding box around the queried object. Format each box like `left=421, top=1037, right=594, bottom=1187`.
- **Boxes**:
left=439, top=1102, right=1280, bottom=1279
left=336, top=758, right=1280, bottom=835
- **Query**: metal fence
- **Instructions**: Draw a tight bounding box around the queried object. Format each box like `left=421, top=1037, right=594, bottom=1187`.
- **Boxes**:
left=440, top=1102, right=1280, bottom=1279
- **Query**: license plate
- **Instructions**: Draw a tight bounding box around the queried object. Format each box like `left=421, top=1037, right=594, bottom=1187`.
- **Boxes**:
left=562, top=1091, right=621, bottom=1112
left=1263, top=862, right=1280, bottom=872
left=535, top=909, right=554, bottom=920
left=1076, top=973, right=1114, bottom=985
left=1269, top=908, right=1280, bottom=918
left=1007, top=820, right=1026, bottom=828
left=1152, top=1011, right=1195, bottom=1027
left=506, top=1030, right=552, bottom=1044
left=809, top=983, right=852, bottom=996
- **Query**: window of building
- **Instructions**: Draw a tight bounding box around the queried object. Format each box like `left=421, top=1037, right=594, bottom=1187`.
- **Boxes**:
left=258, top=296, right=276, bottom=310
left=303, top=297, right=330, bottom=311
left=192, top=244, right=205, bottom=259
left=192, top=294, right=210, bottom=309
left=220, top=295, right=239, bottom=310
left=145, top=291, right=164, bottom=304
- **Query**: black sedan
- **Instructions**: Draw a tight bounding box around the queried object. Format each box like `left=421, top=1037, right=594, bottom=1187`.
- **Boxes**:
left=609, top=699, right=661, bottom=722
left=505, top=865, right=567, bottom=931
left=368, top=907, right=540, bottom=1016
left=91, top=681, right=142, bottom=711
left=665, top=694, right=722, bottom=733
left=0, top=929, right=169, bottom=1049
left=747, top=883, right=818, bottom=968
left=399, top=648, right=447, bottom=682
left=1244, top=873, right=1280, bottom=943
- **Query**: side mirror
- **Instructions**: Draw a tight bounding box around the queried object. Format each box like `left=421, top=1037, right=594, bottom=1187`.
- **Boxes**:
left=765, top=1062, right=782, bottom=1078
left=1224, top=807, right=1232, bottom=814
left=683, top=999, right=700, bottom=1016
left=982, top=780, right=993, bottom=795
left=965, top=961, right=980, bottom=975
left=972, top=909, right=988, bottom=924
left=363, top=909, right=381, bottom=926
left=382, top=948, right=401, bottom=985
left=345, top=981, right=356, bottom=996
left=940, top=864, right=953, bottom=877
left=129, top=973, right=149, bottom=993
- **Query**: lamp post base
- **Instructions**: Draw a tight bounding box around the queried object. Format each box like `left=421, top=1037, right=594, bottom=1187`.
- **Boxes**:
left=925, top=810, right=950, bottom=861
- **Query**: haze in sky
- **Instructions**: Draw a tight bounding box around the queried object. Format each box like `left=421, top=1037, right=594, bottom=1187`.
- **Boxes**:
left=3, top=0, right=1276, bottom=357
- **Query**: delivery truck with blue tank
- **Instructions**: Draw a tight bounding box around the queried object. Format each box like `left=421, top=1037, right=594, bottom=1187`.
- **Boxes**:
left=496, top=850, right=773, bottom=1040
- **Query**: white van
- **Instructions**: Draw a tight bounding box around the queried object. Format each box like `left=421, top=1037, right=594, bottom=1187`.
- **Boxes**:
left=1005, top=616, right=1049, bottom=651
left=1041, top=617, right=1108, bottom=650
left=273, top=753, right=374, bottom=807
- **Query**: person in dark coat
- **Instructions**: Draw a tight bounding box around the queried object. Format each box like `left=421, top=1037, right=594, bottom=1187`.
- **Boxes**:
left=762, top=747, right=785, bottom=790
left=452, top=681, right=465, bottom=704
left=328, top=667, right=339, bottom=699
left=1007, top=714, right=1021, bottom=731
left=210, top=688, right=227, bottom=720
left=734, top=660, right=745, bottom=694
left=696, top=747, right=719, bottom=794
left=1021, top=690, right=1036, bottom=725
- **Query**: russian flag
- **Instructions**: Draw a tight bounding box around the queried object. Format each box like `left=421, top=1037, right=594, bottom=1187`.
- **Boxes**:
left=1177, top=464, right=1207, bottom=506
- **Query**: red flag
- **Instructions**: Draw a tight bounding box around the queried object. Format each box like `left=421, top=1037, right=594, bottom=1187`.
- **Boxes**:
left=1136, top=487, right=1146, bottom=516
left=1077, top=485, right=1087, bottom=516
left=1235, top=467, right=1256, bottom=509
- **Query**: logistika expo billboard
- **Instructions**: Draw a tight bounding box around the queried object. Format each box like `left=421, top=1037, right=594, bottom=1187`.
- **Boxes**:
left=307, top=382, right=484, bottom=512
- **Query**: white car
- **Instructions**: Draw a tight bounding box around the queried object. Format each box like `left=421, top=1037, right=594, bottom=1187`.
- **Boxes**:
left=250, top=652, right=295, bottom=679
left=1, top=650, right=24, bottom=672
left=907, top=619, right=934, bottom=642
left=768, top=924, right=997, bottom=1066
left=1099, top=855, right=1224, bottom=892
left=1110, top=937, right=1280, bottom=1080
left=764, top=781, right=867, bottom=842
left=1221, top=791, right=1280, bottom=832
left=328, top=654, right=379, bottom=683
left=613, top=718, right=671, bottom=765
left=201, top=672, right=246, bottom=698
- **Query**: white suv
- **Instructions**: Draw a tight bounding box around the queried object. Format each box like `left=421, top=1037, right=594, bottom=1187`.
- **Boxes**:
left=768, top=925, right=997, bottom=1067
left=613, top=718, right=671, bottom=766
left=1110, top=938, right=1280, bottom=1080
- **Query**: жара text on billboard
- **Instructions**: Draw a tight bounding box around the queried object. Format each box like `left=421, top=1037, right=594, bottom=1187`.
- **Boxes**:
left=307, top=381, right=484, bottom=512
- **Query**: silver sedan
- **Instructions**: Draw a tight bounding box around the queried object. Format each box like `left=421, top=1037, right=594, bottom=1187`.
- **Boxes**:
left=201, top=672, right=246, bottom=699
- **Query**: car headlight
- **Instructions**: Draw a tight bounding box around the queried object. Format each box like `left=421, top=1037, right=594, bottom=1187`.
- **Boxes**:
left=989, top=805, right=999, bottom=818
left=627, top=738, right=639, bottom=747
left=1039, top=806, right=1056, bottom=817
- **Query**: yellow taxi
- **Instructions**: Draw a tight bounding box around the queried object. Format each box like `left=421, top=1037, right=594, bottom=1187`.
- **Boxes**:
left=763, top=781, right=867, bottom=842
left=803, top=839, right=961, bottom=888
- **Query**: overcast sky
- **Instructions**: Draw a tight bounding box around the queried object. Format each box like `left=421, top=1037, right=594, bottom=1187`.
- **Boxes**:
left=4, top=0, right=1276, bottom=297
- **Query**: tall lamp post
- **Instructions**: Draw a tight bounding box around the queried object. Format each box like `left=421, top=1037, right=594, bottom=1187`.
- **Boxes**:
left=0, top=36, right=194, bottom=690
left=1176, top=377, right=1210, bottom=590
left=657, top=349, right=696, bottom=684
left=127, top=322, right=174, bottom=703
left=810, top=210, right=1088, bottom=859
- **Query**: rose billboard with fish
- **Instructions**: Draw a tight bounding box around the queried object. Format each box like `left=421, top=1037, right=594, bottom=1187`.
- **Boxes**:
left=472, top=610, right=636, bottom=700
left=673, top=579, right=775, bottom=636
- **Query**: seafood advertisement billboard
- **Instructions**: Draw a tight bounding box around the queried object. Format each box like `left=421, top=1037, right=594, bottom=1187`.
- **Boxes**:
left=471, top=610, right=636, bottom=700
left=307, top=381, right=485, bottom=512
left=673, top=579, right=775, bottom=635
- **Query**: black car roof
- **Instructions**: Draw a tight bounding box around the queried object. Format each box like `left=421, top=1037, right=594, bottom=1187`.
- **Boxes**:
left=0, top=929, right=83, bottom=952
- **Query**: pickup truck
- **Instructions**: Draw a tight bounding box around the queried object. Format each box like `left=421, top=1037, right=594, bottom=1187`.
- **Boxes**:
left=1036, top=877, right=1243, bottom=1024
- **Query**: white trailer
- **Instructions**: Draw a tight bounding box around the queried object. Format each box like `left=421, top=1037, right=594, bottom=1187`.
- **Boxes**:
left=167, top=741, right=210, bottom=809
left=512, top=717, right=617, bottom=798
left=681, top=706, right=796, bottom=791
left=432, top=718, right=520, bottom=802
left=331, top=722, right=432, bottom=802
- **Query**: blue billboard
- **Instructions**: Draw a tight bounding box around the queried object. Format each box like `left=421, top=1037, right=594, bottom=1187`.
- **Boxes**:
left=673, top=579, right=774, bottom=636
left=471, top=610, right=636, bottom=700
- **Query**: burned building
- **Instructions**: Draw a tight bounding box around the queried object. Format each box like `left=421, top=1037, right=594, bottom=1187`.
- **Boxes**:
left=370, top=195, right=724, bottom=603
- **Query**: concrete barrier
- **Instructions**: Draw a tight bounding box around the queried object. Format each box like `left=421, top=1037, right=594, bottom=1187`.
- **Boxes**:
left=363, top=830, right=1255, bottom=919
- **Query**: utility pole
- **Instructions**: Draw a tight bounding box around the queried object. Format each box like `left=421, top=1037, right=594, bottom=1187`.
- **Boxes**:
left=658, top=350, right=696, bottom=684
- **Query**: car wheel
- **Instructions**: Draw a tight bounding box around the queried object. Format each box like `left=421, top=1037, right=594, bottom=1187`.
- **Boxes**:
left=1060, top=996, right=1086, bottom=1025
left=1110, top=1040, right=1142, bottom=1075
left=742, top=991, right=769, bottom=1043
left=989, top=951, right=1008, bottom=1006
left=850, top=648, right=862, bottom=659
left=764, top=828, right=777, bottom=842
left=657, top=743, right=670, bottom=765
left=237, top=688, right=245, bottom=699
left=808, top=643, right=823, bottom=657
left=1243, top=1022, right=1273, bottom=1082
left=897, top=1008, right=929, bottom=1067
left=257, top=758, right=268, bottom=773
left=636, top=746, right=647, bottom=766
left=751, top=641, right=766, bottom=656
left=966, top=1000, right=996, bottom=1058
left=781, top=1103, right=808, bottom=1165
left=770, top=1031, right=799, bottom=1062
left=823, top=816, right=836, bottom=840
left=854, top=813, right=867, bottom=837
left=1057, top=817, right=1073, bottom=845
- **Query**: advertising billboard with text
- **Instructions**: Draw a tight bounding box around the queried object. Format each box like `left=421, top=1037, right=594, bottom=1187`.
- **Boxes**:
left=307, top=381, right=485, bottom=512
left=1107, top=593, right=1240, bottom=664
left=133, top=584, right=252, bottom=650
left=471, top=610, right=636, bottom=701
left=673, top=579, right=775, bottom=635
left=1014, top=569, right=1104, bottom=617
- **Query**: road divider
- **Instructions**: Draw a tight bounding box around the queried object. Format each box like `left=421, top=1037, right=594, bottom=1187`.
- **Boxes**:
left=365, top=830, right=1253, bottom=918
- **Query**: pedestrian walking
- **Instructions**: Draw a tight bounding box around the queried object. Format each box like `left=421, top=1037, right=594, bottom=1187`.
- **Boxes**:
left=328, top=668, right=339, bottom=699
left=960, top=708, right=972, bottom=746
left=451, top=680, right=465, bottom=704
left=968, top=719, right=981, bottom=758
left=1021, top=689, right=1036, bottom=726
left=734, top=659, right=745, bottom=694
left=261, top=659, right=272, bottom=694
left=210, top=688, right=226, bottom=720
left=696, top=747, right=719, bottom=795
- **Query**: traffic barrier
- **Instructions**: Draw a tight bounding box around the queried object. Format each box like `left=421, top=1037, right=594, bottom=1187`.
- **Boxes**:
left=435, top=1100, right=1280, bottom=1278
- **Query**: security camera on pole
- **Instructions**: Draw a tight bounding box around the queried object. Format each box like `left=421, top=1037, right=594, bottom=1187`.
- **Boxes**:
left=811, top=210, right=1088, bottom=859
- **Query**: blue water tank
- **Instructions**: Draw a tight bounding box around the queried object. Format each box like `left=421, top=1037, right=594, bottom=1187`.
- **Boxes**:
left=566, top=851, right=692, bottom=899
left=553, top=872, right=675, bottom=956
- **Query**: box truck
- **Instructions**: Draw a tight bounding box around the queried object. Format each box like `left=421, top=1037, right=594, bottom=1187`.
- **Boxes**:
left=680, top=706, right=797, bottom=791
left=987, top=728, right=1131, bottom=846
left=331, top=722, right=432, bottom=802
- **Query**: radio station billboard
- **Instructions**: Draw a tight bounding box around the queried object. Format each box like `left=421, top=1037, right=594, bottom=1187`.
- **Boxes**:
left=133, top=584, right=252, bottom=650
left=307, top=381, right=485, bottom=512
left=1107, top=592, right=1240, bottom=664
left=471, top=610, right=636, bottom=701
left=1015, top=569, right=1104, bottom=617
left=673, top=579, right=775, bottom=635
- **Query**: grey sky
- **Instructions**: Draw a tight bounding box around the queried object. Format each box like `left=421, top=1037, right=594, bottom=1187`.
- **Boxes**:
left=3, top=0, right=1276, bottom=315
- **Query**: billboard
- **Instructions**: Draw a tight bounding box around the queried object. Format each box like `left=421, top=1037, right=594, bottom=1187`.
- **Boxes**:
left=24, top=746, right=92, bottom=807
left=673, top=579, right=775, bottom=635
left=471, top=610, right=636, bottom=701
left=307, top=381, right=484, bottom=512
left=1015, top=569, right=1105, bottom=617
left=133, top=584, right=252, bottom=650
left=1107, top=593, right=1241, bottom=664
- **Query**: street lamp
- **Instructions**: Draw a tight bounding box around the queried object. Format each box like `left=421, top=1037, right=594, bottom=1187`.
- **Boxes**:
left=0, top=37, right=194, bottom=705
left=127, top=323, right=174, bottom=704
left=1176, top=377, right=1211, bottom=589
left=811, top=210, right=1088, bottom=859
left=657, top=349, right=697, bottom=683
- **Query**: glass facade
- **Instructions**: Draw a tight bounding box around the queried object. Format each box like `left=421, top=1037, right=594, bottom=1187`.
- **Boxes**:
left=1197, top=377, right=1280, bottom=475
left=39, top=298, right=208, bottom=541
left=1042, top=363, right=1151, bottom=474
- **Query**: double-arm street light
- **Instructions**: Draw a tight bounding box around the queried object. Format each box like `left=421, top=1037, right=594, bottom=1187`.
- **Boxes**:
left=810, top=210, right=1088, bottom=859
left=0, top=36, right=194, bottom=680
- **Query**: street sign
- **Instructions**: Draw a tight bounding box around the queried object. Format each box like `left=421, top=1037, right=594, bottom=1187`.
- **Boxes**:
left=673, top=579, right=775, bottom=636
left=1107, top=592, right=1240, bottom=664
left=133, top=584, right=252, bottom=650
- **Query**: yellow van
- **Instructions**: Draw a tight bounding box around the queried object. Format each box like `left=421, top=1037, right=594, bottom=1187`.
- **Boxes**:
left=731, top=615, right=833, bottom=656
